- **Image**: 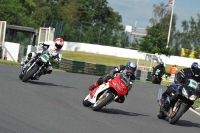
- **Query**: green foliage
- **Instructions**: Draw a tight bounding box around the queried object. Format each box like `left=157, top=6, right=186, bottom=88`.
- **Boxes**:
left=0, top=0, right=36, bottom=27
left=180, top=14, right=200, bottom=58
left=138, top=23, right=172, bottom=55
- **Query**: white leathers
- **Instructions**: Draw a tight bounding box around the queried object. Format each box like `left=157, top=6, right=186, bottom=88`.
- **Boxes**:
left=37, top=41, right=62, bottom=62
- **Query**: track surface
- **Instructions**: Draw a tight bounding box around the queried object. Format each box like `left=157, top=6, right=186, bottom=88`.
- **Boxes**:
left=0, top=65, right=199, bottom=133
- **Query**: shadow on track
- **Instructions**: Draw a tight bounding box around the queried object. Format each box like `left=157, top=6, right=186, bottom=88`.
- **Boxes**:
left=162, top=118, right=200, bottom=128
left=176, top=120, right=200, bottom=128
left=27, top=80, right=76, bottom=89
left=98, top=108, right=149, bottom=117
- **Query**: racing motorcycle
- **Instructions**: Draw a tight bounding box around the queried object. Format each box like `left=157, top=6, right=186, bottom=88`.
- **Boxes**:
left=152, top=67, right=162, bottom=84
left=82, top=73, right=129, bottom=111
left=19, top=50, right=58, bottom=82
left=157, top=79, right=199, bottom=124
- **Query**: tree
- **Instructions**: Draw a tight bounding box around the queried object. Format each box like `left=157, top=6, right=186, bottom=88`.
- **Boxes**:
left=0, top=0, right=36, bottom=27
left=139, top=23, right=171, bottom=55
left=149, top=3, right=177, bottom=50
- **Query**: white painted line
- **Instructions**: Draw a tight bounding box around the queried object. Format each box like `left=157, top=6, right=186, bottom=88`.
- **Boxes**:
left=189, top=108, right=200, bottom=116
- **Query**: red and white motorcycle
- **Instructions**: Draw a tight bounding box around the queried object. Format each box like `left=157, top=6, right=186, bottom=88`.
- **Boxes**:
left=82, top=73, right=129, bottom=111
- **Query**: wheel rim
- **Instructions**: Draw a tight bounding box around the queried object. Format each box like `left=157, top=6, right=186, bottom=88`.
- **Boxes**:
left=93, top=93, right=109, bottom=107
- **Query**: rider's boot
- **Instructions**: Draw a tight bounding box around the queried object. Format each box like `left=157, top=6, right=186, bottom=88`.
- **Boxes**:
left=88, top=82, right=99, bottom=91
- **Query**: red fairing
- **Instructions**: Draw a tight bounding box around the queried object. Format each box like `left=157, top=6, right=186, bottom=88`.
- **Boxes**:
left=109, top=73, right=129, bottom=96
left=90, top=86, right=99, bottom=98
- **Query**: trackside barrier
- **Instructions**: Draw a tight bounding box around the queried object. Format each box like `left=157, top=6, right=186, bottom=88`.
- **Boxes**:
left=162, top=74, right=175, bottom=83
left=53, top=58, right=152, bottom=80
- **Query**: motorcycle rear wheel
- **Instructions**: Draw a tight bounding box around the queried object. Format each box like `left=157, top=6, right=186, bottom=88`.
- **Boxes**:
left=92, top=91, right=113, bottom=111
left=22, top=65, right=39, bottom=82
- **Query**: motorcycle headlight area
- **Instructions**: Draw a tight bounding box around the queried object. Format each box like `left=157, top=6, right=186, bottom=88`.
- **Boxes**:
left=40, top=54, right=49, bottom=63
left=189, top=95, right=197, bottom=101
left=181, top=87, right=188, bottom=98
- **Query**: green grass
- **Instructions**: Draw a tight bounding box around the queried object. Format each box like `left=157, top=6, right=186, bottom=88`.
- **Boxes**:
left=0, top=59, right=20, bottom=66
left=194, top=98, right=200, bottom=108
left=62, top=51, right=138, bottom=67
left=62, top=51, right=186, bottom=73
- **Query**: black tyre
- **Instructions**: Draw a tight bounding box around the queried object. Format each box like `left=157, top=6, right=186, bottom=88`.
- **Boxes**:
left=151, top=76, right=155, bottom=83
left=157, top=110, right=167, bottom=119
left=22, top=65, right=39, bottom=82
left=82, top=96, right=92, bottom=107
left=19, top=73, right=24, bottom=80
left=168, top=103, right=187, bottom=124
left=92, top=91, right=113, bottom=111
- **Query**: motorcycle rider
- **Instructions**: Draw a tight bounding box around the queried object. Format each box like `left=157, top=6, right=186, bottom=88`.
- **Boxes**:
left=88, top=61, right=137, bottom=103
left=160, top=62, right=200, bottom=107
left=152, top=61, right=166, bottom=77
left=21, top=38, right=64, bottom=79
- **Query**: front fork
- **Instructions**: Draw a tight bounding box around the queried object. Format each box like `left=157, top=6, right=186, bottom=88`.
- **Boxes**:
left=33, top=64, right=45, bottom=77
left=99, top=90, right=118, bottom=104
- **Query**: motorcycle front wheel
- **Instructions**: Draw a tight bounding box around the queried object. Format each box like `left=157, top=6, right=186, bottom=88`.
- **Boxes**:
left=92, top=91, right=113, bottom=111
left=19, top=73, right=24, bottom=80
left=22, top=65, right=39, bottom=82
left=82, top=94, right=92, bottom=107
left=168, top=103, right=187, bottom=124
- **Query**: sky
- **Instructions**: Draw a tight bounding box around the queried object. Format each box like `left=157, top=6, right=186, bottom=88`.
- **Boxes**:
left=107, top=0, right=200, bottom=33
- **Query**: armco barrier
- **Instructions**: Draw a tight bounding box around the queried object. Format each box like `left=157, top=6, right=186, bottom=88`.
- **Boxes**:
left=105, top=65, right=115, bottom=74
left=84, top=62, right=96, bottom=75
left=72, top=60, right=85, bottom=73
left=51, top=62, right=59, bottom=69
left=59, top=58, right=73, bottom=72
left=95, top=64, right=106, bottom=76
left=57, top=58, right=152, bottom=80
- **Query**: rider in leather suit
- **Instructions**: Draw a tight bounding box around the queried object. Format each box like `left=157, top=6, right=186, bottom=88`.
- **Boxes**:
left=88, top=61, right=137, bottom=103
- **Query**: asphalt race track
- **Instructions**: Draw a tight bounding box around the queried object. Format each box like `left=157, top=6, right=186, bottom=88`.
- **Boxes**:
left=0, top=65, right=199, bottom=133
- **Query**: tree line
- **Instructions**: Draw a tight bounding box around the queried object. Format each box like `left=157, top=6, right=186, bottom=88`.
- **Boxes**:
left=1, top=0, right=200, bottom=58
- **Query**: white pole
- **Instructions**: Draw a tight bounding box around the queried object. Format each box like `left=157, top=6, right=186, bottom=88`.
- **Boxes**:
left=135, top=21, right=137, bottom=31
left=166, top=0, right=175, bottom=48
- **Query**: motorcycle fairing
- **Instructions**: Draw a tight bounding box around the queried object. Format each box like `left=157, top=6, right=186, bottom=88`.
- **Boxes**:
left=89, top=83, right=110, bottom=103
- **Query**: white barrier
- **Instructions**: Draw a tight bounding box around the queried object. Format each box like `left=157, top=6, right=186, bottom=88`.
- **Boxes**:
left=63, top=42, right=200, bottom=67
left=4, top=42, right=20, bottom=62
left=4, top=41, right=200, bottom=66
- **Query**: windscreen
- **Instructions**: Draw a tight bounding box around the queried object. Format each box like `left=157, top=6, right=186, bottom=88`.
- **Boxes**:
left=120, top=73, right=130, bottom=86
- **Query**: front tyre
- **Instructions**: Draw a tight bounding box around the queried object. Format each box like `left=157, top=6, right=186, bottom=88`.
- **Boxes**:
left=168, top=103, right=187, bottom=124
left=151, top=76, right=155, bottom=83
left=92, top=91, right=113, bottom=111
left=22, top=65, right=39, bottom=82
left=82, top=95, right=92, bottom=107
left=19, top=73, right=24, bottom=80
